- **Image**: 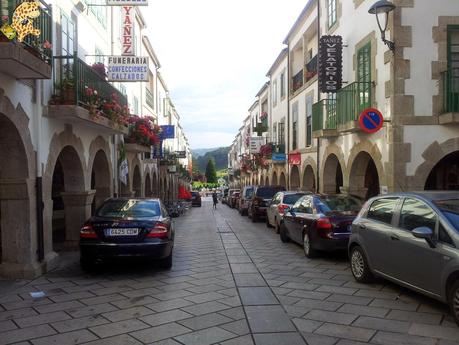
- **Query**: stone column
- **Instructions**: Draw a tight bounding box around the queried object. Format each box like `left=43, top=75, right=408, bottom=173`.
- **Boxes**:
left=61, top=190, right=95, bottom=247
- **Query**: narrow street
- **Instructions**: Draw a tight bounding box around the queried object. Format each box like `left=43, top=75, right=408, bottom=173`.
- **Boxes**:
left=0, top=199, right=457, bottom=345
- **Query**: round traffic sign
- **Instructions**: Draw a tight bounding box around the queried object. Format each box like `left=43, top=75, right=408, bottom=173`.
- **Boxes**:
left=359, top=108, right=384, bottom=134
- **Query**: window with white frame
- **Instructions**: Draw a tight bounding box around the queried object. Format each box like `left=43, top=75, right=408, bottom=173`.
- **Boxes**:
left=273, top=80, right=278, bottom=107
left=61, top=13, right=75, bottom=56
left=133, top=96, right=139, bottom=115
left=292, top=102, right=298, bottom=150
left=280, top=70, right=286, bottom=99
left=306, top=94, right=313, bottom=146
left=328, top=0, right=337, bottom=28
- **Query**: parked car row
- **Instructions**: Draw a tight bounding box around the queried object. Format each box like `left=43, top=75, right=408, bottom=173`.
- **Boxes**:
left=225, top=187, right=459, bottom=326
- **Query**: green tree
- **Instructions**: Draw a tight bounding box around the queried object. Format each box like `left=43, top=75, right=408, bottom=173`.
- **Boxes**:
left=205, top=159, right=217, bottom=183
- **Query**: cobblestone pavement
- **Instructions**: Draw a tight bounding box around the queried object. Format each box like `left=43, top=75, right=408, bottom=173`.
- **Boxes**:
left=1, top=199, right=459, bottom=345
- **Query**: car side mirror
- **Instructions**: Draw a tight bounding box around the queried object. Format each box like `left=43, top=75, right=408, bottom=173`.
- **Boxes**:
left=412, top=227, right=436, bottom=248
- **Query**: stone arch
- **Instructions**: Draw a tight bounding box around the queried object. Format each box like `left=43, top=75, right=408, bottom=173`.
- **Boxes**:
left=43, top=126, right=90, bottom=253
left=88, top=136, right=112, bottom=213
left=265, top=176, right=269, bottom=186
left=133, top=165, right=142, bottom=197
left=346, top=141, right=385, bottom=198
left=290, top=166, right=300, bottom=190
left=302, top=165, right=316, bottom=192
left=152, top=171, right=158, bottom=197
left=320, top=144, right=346, bottom=194
left=279, top=172, right=287, bottom=188
left=272, top=171, right=278, bottom=185
left=322, top=154, right=344, bottom=194
left=0, top=89, right=38, bottom=277
left=145, top=172, right=152, bottom=197
left=413, top=138, right=459, bottom=190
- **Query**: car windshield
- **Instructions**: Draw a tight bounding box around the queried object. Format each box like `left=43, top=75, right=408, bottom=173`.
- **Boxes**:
left=245, top=188, right=254, bottom=198
left=317, top=195, right=362, bottom=213
left=434, top=199, right=459, bottom=232
left=256, top=187, right=279, bottom=199
left=283, top=193, right=305, bottom=205
left=96, top=200, right=161, bottom=218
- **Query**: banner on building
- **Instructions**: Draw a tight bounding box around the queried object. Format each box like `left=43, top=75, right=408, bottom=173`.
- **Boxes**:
left=175, top=151, right=187, bottom=158
left=249, top=137, right=264, bottom=153
left=288, top=152, right=301, bottom=165
left=160, top=125, right=175, bottom=139
left=107, top=56, right=148, bottom=82
left=121, top=6, right=134, bottom=55
left=318, top=35, right=343, bottom=93
left=107, top=0, right=148, bottom=5
left=119, top=159, right=129, bottom=185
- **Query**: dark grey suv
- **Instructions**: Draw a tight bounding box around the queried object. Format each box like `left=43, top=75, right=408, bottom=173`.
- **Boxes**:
left=348, top=192, right=459, bottom=326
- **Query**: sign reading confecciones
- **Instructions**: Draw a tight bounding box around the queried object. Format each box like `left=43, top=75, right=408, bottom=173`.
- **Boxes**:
left=107, top=56, right=149, bottom=82
left=318, top=35, right=343, bottom=93
left=106, top=0, right=148, bottom=5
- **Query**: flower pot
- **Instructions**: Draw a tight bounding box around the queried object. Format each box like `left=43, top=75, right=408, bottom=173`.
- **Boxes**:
left=62, top=88, right=76, bottom=104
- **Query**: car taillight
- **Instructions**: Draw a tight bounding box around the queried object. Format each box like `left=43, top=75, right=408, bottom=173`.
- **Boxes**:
left=316, top=218, right=333, bottom=239
left=277, top=204, right=290, bottom=215
left=147, top=222, right=168, bottom=238
left=80, top=224, right=97, bottom=239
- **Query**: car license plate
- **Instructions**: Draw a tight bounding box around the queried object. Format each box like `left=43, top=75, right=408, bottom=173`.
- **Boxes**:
left=105, top=228, right=139, bottom=236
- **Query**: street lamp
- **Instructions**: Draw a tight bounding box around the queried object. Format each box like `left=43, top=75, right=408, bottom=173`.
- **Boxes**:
left=369, top=0, right=396, bottom=51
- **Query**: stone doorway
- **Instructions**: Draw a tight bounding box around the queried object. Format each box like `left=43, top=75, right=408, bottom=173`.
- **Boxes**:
left=290, top=166, right=300, bottom=190
left=323, top=154, right=343, bottom=194
left=349, top=152, right=380, bottom=199
left=425, top=151, right=459, bottom=190
left=302, top=165, right=315, bottom=192
left=272, top=172, right=278, bottom=185
left=279, top=173, right=287, bottom=188
left=133, top=166, right=142, bottom=197
left=265, top=176, right=269, bottom=186
left=145, top=173, right=152, bottom=197
left=91, top=150, right=111, bottom=214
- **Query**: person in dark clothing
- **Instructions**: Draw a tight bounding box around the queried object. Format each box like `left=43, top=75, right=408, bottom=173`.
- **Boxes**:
left=212, top=192, right=218, bottom=209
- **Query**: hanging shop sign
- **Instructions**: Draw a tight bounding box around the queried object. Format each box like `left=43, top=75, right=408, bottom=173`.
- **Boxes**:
left=318, top=35, right=343, bottom=93
left=107, top=0, right=148, bottom=5
left=250, top=137, right=265, bottom=153
left=359, top=108, right=384, bottom=133
left=107, top=56, right=148, bottom=82
left=1, top=1, right=42, bottom=42
left=121, top=6, right=134, bottom=55
left=160, top=125, right=175, bottom=139
left=272, top=153, right=286, bottom=163
left=288, top=152, right=301, bottom=165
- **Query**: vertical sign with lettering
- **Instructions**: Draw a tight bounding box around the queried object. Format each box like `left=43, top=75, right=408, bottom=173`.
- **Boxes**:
left=318, top=35, right=343, bottom=93
left=121, top=6, right=134, bottom=56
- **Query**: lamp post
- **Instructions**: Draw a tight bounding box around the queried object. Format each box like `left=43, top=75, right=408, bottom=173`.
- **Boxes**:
left=368, top=0, right=396, bottom=51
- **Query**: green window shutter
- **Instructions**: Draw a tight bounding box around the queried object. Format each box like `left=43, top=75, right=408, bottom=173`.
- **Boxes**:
left=357, top=42, right=372, bottom=112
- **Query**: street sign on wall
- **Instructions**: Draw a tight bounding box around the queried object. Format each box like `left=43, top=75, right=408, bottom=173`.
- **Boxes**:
left=107, top=56, right=148, bottom=82
left=160, top=125, right=175, bottom=139
left=272, top=153, right=286, bottom=163
left=121, top=6, right=134, bottom=55
left=288, top=152, right=301, bottom=165
left=359, top=108, right=384, bottom=133
left=318, top=35, right=343, bottom=93
left=250, top=137, right=264, bottom=153
left=107, top=0, right=148, bottom=5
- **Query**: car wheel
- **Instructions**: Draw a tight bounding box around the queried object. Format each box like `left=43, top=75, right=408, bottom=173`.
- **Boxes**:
left=303, top=232, right=318, bottom=258
left=160, top=251, right=173, bottom=269
left=350, top=246, right=374, bottom=283
left=279, top=223, right=290, bottom=243
left=448, top=280, right=459, bottom=326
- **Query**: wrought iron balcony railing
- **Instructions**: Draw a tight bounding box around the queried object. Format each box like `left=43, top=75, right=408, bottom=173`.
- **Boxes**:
left=441, top=68, right=459, bottom=113
left=0, top=0, right=52, bottom=64
left=312, top=99, right=337, bottom=132
left=292, top=69, right=304, bottom=93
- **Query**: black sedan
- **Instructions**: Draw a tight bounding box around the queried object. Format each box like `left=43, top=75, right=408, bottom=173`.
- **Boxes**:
left=191, top=191, right=202, bottom=207
left=79, top=198, right=174, bottom=270
left=279, top=194, right=362, bottom=258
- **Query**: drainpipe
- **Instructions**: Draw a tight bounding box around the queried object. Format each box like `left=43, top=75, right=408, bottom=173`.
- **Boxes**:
left=36, top=80, right=44, bottom=262
left=286, top=43, right=290, bottom=189
left=316, top=0, right=321, bottom=193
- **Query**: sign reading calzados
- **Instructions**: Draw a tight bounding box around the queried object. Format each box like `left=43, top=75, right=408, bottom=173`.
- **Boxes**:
left=318, top=35, right=343, bottom=93
left=107, top=0, right=148, bottom=5
left=107, top=56, right=149, bottom=82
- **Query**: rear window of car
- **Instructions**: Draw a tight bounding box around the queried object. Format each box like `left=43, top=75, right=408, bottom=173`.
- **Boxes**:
left=244, top=188, right=254, bottom=198
left=97, top=200, right=161, bottom=218
left=256, top=187, right=282, bottom=199
left=434, top=199, right=459, bottom=233
left=317, top=195, right=362, bottom=213
left=283, top=193, right=305, bottom=205
left=366, top=198, right=398, bottom=225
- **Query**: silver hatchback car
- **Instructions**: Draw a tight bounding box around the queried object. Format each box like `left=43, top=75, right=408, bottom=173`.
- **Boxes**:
left=348, top=191, right=459, bottom=326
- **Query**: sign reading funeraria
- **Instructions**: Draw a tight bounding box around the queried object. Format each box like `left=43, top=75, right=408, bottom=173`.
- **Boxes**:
left=107, top=0, right=148, bottom=5
left=318, top=35, right=343, bottom=93
left=107, top=56, right=149, bottom=82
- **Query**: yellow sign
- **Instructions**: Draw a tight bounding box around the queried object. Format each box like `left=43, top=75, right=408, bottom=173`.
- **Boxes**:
left=11, top=1, right=41, bottom=42
left=0, top=23, right=16, bottom=40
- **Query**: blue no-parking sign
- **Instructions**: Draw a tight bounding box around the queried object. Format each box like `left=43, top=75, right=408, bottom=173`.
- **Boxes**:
left=359, top=108, right=384, bottom=133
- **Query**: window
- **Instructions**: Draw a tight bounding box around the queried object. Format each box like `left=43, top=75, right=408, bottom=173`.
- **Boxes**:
left=305, top=95, right=313, bottom=147
left=133, top=96, right=139, bottom=115
left=61, top=13, right=75, bottom=56
left=280, top=71, right=286, bottom=99
left=89, top=0, right=107, bottom=28
left=271, top=193, right=281, bottom=205
left=399, top=198, right=437, bottom=232
left=295, top=197, right=313, bottom=214
left=119, top=84, right=127, bottom=96
left=439, top=223, right=454, bottom=246
left=367, top=198, right=398, bottom=225
left=357, top=42, right=372, bottom=112
left=273, top=80, right=278, bottom=107
left=272, top=122, right=277, bottom=143
left=327, top=0, right=337, bottom=28
left=278, top=121, right=285, bottom=146
left=292, top=102, right=298, bottom=150
left=447, top=26, right=459, bottom=112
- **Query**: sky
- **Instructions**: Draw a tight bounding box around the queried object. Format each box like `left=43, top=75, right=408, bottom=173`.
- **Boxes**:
left=145, top=0, right=307, bottom=149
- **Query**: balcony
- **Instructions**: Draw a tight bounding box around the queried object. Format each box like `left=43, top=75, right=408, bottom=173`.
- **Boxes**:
left=312, top=99, right=338, bottom=138
left=0, top=0, right=52, bottom=79
left=305, top=55, right=318, bottom=84
left=145, top=87, right=154, bottom=109
left=312, top=81, right=373, bottom=136
left=439, top=69, right=459, bottom=124
left=292, top=70, right=304, bottom=93
left=46, top=55, right=128, bottom=134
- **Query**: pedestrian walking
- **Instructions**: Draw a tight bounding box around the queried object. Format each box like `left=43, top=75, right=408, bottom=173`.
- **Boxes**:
left=212, top=191, right=218, bottom=209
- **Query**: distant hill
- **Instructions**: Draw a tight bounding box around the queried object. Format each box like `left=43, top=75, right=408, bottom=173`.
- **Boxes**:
left=195, top=147, right=230, bottom=172
left=192, top=148, right=218, bottom=157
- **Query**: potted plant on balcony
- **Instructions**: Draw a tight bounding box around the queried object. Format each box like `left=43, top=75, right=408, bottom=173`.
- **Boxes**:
left=60, top=76, right=76, bottom=104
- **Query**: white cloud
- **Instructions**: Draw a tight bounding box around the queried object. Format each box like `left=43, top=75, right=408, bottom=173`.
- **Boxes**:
left=145, top=0, right=306, bottom=148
